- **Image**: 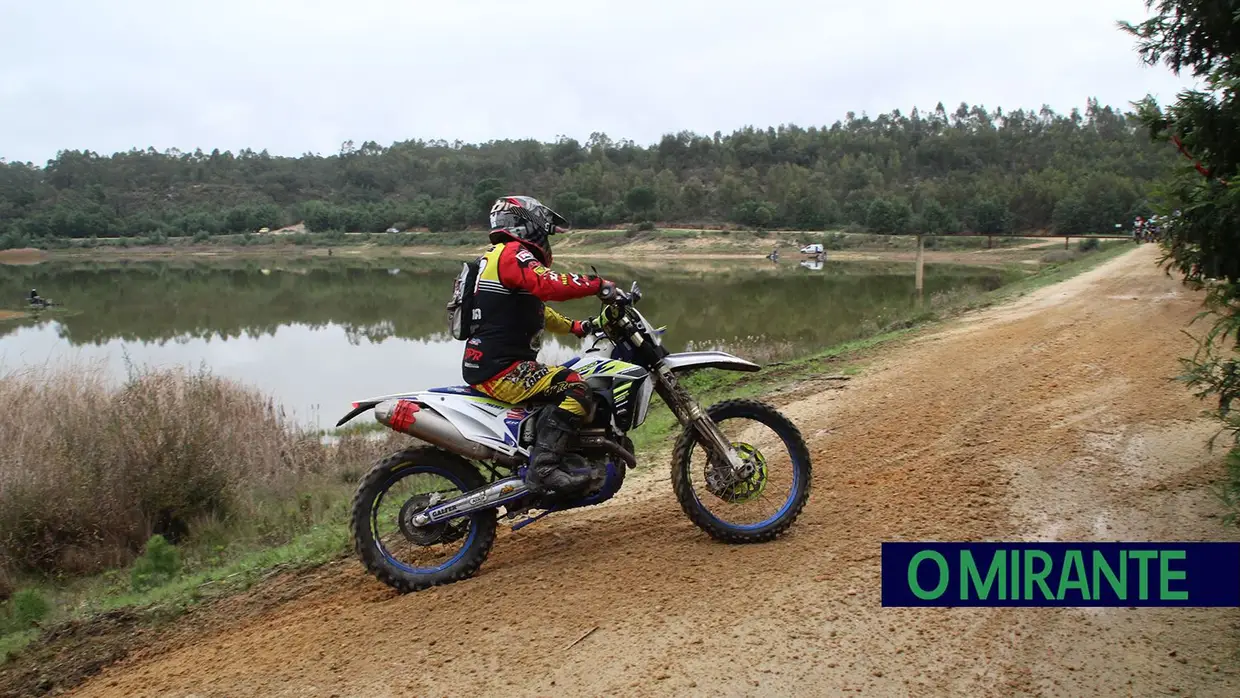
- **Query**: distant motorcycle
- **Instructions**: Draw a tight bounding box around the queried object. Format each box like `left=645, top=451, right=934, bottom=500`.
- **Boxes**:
left=338, top=281, right=813, bottom=592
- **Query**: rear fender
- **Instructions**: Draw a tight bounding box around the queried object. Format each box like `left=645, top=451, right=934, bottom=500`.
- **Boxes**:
left=336, top=391, right=422, bottom=427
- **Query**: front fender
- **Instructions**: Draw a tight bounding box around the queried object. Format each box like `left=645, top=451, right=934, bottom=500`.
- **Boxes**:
left=661, top=350, right=761, bottom=374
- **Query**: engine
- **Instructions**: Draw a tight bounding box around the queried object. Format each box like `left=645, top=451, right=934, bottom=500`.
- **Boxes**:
left=516, top=402, right=632, bottom=500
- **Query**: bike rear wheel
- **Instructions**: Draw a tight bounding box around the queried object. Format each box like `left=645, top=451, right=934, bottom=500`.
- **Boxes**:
left=350, top=446, right=497, bottom=592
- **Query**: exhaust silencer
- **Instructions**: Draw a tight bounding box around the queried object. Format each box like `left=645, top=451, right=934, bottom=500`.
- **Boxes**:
left=374, top=399, right=507, bottom=463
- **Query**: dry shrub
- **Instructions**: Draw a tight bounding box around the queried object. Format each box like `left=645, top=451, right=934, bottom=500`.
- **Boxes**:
left=1040, top=249, right=1081, bottom=264
left=0, top=360, right=381, bottom=576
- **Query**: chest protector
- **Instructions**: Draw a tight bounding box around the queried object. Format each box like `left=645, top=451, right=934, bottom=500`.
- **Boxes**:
left=459, top=243, right=548, bottom=384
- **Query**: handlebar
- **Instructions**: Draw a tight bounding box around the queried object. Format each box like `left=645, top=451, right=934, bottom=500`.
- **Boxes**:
left=589, top=265, right=642, bottom=307
left=600, top=280, right=641, bottom=306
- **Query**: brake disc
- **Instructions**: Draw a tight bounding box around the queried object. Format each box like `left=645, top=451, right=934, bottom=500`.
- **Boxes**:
left=705, top=442, right=768, bottom=504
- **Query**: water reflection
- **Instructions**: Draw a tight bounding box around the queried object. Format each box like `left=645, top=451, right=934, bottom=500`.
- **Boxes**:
left=1, top=257, right=1020, bottom=428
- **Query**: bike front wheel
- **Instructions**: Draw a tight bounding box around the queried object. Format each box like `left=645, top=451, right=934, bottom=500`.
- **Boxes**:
left=670, top=399, right=812, bottom=543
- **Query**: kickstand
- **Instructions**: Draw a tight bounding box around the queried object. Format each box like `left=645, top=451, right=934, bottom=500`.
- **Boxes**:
left=511, top=509, right=555, bottom=532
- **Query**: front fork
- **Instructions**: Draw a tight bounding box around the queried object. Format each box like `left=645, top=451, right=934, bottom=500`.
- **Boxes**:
left=652, top=363, right=748, bottom=483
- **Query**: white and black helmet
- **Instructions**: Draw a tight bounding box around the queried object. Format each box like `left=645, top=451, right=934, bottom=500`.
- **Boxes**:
left=488, top=195, right=568, bottom=264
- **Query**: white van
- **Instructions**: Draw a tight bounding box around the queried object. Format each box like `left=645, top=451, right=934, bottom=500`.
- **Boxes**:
left=800, top=243, right=824, bottom=255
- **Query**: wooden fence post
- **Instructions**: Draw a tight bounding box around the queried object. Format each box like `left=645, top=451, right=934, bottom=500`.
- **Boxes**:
left=915, top=234, right=925, bottom=294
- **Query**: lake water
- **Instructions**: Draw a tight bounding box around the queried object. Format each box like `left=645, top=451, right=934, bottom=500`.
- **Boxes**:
left=0, top=256, right=1021, bottom=429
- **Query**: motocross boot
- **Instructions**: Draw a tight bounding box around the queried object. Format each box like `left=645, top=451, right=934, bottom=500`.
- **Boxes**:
left=525, top=406, right=592, bottom=495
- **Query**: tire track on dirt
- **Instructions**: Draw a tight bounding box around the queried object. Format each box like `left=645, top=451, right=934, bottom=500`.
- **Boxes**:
left=71, top=246, right=1240, bottom=697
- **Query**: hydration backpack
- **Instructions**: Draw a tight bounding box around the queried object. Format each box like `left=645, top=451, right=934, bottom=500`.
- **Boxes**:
left=447, top=257, right=482, bottom=340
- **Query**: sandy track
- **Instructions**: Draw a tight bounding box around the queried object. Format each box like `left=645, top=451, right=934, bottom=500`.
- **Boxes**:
left=72, top=246, right=1239, bottom=697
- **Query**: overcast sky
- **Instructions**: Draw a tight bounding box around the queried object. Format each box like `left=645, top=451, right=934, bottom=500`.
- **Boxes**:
left=0, top=0, right=1196, bottom=165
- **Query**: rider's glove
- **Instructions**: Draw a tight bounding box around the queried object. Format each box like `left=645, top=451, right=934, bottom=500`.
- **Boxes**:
left=596, top=279, right=618, bottom=302
left=567, top=319, right=592, bottom=339
left=571, top=317, right=595, bottom=338
left=571, top=312, right=607, bottom=337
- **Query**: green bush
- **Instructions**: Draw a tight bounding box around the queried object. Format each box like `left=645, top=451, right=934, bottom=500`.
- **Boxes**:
left=0, top=231, right=32, bottom=250
left=1077, top=237, right=1100, bottom=252
left=130, top=535, right=181, bottom=591
left=3, top=589, right=50, bottom=631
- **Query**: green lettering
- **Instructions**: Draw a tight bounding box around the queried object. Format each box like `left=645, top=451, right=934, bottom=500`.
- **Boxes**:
left=1011, top=547, right=1020, bottom=599
left=908, top=551, right=949, bottom=600
left=1024, top=550, right=1054, bottom=600
left=1057, top=550, right=1091, bottom=601
left=961, top=550, right=1006, bottom=600
left=1092, top=550, right=1127, bottom=600
left=1129, top=551, right=1157, bottom=600
left=1159, top=550, right=1188, bottom=601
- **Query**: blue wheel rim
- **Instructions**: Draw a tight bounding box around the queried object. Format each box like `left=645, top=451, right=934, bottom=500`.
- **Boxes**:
left=691, top=430, right=803, bottom=532
left=372, top=465, right=478, bottom=575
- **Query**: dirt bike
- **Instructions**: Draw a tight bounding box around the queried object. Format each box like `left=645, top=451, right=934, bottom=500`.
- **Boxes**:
left=338, top=281, right=812, bottom=592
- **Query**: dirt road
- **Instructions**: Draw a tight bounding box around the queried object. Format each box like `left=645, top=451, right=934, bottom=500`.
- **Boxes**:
left=73, top=246, right=1239, bottom=697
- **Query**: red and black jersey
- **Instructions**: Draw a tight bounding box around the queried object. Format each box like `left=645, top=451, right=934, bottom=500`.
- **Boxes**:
left=462, top=241, right=601, bottom=384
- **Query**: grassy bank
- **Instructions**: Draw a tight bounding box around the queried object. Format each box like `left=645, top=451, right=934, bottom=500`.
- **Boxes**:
left=0, top=241, right=1132, bottom=672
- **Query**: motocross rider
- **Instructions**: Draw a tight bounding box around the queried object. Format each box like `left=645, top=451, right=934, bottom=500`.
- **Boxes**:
left=463, top=196, right=618, bottom=495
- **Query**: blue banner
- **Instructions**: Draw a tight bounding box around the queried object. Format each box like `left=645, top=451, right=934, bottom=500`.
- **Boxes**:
left=881, top=542, right=1240, bottom=607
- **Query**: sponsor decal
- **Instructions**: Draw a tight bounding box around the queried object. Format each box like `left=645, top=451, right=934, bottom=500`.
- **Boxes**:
left=429, top=503, right=461, bottom=521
